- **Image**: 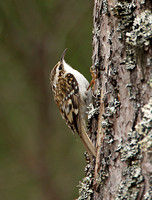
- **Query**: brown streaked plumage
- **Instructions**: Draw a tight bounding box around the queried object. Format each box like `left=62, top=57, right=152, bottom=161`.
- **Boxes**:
left=50, top=49, right=96, bottom=157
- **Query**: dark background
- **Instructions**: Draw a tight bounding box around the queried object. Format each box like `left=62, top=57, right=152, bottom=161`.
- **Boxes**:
left=0, top=0, right=93, bottom=199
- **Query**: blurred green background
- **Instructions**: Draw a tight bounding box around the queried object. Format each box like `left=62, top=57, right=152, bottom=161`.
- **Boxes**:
left=0, top=0, right=93, bottom=200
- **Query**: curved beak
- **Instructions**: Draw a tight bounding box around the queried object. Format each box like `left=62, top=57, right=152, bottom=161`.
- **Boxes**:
left=60, top=48, right=68, bottom=62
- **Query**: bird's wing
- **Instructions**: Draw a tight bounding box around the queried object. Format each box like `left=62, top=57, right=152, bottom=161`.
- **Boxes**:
left=55, top=72, right=96, bottom=157
left=55, top=73, right=80, bottom=134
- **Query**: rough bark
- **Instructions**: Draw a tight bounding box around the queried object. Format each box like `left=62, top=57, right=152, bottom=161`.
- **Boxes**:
left=77, top=0, right=152, bottom=200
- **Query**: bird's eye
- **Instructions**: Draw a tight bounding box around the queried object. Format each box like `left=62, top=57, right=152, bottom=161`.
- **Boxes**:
left=58, top=64, right=62, bottom=70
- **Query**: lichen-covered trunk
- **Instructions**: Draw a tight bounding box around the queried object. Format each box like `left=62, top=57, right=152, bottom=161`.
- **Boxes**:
left=77, top=0, right=152, bottom=200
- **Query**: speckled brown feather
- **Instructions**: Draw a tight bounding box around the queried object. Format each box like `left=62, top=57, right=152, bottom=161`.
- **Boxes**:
left=50, top=50, right=96, bottom=157
left=53, top=72, right=80, bottom=134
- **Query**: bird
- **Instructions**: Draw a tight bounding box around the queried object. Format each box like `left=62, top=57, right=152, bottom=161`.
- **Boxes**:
left=50, top=49, right=96, bottom=157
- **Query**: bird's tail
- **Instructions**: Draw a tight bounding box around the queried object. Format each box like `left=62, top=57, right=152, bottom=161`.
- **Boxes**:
left=77, top=108, right=96, bottom=157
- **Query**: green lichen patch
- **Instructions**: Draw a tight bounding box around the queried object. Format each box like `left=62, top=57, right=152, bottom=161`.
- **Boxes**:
left=124, top=46, right=136, bottom=70
left=116, top=162, right=144, bottom=200
left=113, top=0, right=136, bottom=32
left=143, top=189, right=152, bottom=200
left=116, top=98, right=152, bottom=200
left=104, top=99, right=120, bottom=117
left=136, top=98, right=152, bottom=151
left=101, top=98, right=120, bottom=145
left=116, top=98, right=152, bottom=161
left=116, top=131, right=141, bottom=161
left=101, top=0, right=108, bottom=14
left=77, top=163, right=94, bottom=200
left=87, top=103, right=100, bottom=121
left=126, top=10, right=152, bottom=47
left=113, top=0, right=136, bottom=16
left=139, top=0, right=145, bottom=5
left=77, top=177, right=93, bottom=200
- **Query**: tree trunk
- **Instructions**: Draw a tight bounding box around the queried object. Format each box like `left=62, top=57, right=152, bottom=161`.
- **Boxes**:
left=77, top=0, right=152, bottom=199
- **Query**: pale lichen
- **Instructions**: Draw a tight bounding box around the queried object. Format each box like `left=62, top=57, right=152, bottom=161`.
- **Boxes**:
left=117, top=98, right=152, bottom=159
left=104, top=99, right=120, bottom=117
left=143, top=189, right=152, bottom=200
left=124, top=47, right=136, bottom=70
left=136, top=98, right=152, bottom=151
left=116, top=98, right=152, bottom=200
left=116, top=162, right=144, bottom=200
left=114, top=3, right=152, bottom=72
left=113, top=0, right=136, bottom=32
left=87, top=103, right=99, bottom=121
left=77, top=162, right=94, bottom=200
left=139, top=0, right=145, bottom=5
left=126, top=10, right=152, bottom=47
left=125, top=10, right=152, bottom=71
